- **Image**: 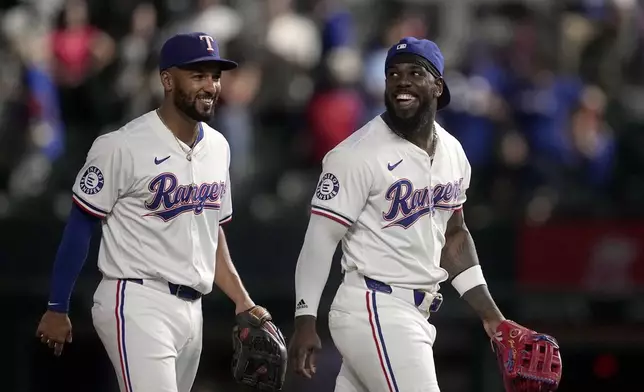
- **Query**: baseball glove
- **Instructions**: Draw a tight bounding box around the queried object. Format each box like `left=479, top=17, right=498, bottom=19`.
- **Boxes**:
left=491, top=320, right=562, bottom=392
left=232, top=306, right=287, bottom=391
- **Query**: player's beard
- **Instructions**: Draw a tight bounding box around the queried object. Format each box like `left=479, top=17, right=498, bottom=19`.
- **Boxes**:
left=174, top=87, right=218, bottom=122
left=384, top=92, right=433, bottom=137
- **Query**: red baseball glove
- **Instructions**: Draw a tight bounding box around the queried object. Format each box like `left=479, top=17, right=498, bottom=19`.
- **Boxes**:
left=491, top=320, right=562, bottom=392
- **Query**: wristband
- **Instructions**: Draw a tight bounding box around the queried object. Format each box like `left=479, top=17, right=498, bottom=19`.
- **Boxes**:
left=451, top=265, right=486, bottom=297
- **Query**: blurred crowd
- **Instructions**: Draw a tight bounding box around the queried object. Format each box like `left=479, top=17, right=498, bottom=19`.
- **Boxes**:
left=0, top=0, right=643, bottom=226
left=1, top=1, right=642, bottom=390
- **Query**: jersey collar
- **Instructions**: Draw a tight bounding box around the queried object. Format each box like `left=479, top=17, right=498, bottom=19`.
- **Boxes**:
left=193, top=123, right=205, bottom=147
left=150, top=110, right=207, bottom=157
left=377, top=115, right=439, bottom=159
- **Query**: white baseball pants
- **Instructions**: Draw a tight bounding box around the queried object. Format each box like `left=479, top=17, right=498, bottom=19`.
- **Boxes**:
left=329, top=273, right=441, bottom=392
left=91, top=278, right=203, bottom=392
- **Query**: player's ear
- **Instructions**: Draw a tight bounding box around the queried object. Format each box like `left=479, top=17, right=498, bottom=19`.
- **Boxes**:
left=434, top=78, right=444, bottom=99
left=160, top=70, right=173, bottom=92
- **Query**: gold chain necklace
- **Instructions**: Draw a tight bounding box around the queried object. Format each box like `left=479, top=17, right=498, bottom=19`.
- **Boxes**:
left=156, top=109, right=198, bottom=161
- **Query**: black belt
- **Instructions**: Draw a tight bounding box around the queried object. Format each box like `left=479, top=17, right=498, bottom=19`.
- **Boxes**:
left=125, top=279, right=202, bottom=301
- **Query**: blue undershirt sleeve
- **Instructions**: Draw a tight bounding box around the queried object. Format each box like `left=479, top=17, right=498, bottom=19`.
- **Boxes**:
left=47, top=202, right=100, bottom=313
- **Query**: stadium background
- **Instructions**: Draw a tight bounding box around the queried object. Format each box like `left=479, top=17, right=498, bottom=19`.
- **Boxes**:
left=1, top=0, right=642, bottom=390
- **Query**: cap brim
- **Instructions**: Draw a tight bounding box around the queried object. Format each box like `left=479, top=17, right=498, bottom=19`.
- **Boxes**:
left=437, top=83, right=451, bottom=110
left=178, top=56, right=238, bottom=71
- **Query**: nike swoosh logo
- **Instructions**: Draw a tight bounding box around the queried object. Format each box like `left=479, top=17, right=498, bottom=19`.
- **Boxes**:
left=47, top=302, right=60, bottom=306
left=388, top=159, right=403, bottom=171
left=155, top=156, right=171, bottom=165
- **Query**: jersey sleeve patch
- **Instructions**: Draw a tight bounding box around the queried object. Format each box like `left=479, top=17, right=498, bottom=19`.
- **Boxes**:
left=79, top=166, right=105, bottom=195
left=310, top=149, right=373, bottom=226
left=71, top=131, right=131, bottom=216
left=315, top=173, right=340, bottom=201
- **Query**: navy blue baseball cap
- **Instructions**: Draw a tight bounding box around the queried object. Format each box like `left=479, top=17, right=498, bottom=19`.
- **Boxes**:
left=159, top=32, right=238, bottom=72
left=385, top=37, right=451, bottom=110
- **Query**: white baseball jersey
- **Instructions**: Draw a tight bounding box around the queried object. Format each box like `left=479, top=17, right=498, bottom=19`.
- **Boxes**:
left=72, top=110, right=232, bottom=295
left=310, top=115, right=471, bottom=293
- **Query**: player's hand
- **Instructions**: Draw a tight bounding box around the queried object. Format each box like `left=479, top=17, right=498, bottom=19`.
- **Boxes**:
left=35, top=310, right=73, bottom=357
left=483, top=317, right=505, bottom=340
left=288, top=315, right=322, bottom=379
left=234, top=299, right=256, bottom=315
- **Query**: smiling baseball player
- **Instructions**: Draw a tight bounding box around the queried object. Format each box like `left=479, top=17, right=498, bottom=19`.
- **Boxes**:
left=288, top=37, right=562, bottom=392
left=35, top=32, right=287, bottom=392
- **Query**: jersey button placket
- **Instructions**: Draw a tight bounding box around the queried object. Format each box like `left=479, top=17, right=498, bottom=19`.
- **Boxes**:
left=427, top=156, right=437, bottom=251
left=189, top=159, right=199, bottom=272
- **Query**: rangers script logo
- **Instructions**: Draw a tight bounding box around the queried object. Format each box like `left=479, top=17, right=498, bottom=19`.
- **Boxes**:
left=144, top=173, right=226, bottom=221
left=382, top=178, right=464, bottom=229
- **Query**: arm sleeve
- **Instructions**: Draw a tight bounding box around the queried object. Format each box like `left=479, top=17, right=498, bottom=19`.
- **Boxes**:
left=47, top=204, right=100, bottom=313
left=310, top=150, right=373, bottom=227
left=219, top=170, right=233, bottom=224
left=294, top=214, right=349, bottom=318
left=72, top=132, right=133, bottom=218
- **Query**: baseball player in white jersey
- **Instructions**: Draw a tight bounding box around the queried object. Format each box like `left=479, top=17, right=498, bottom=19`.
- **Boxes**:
left=35, top=32, right=285, bottom=392
left=288, top=37, right=510, bottom=391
